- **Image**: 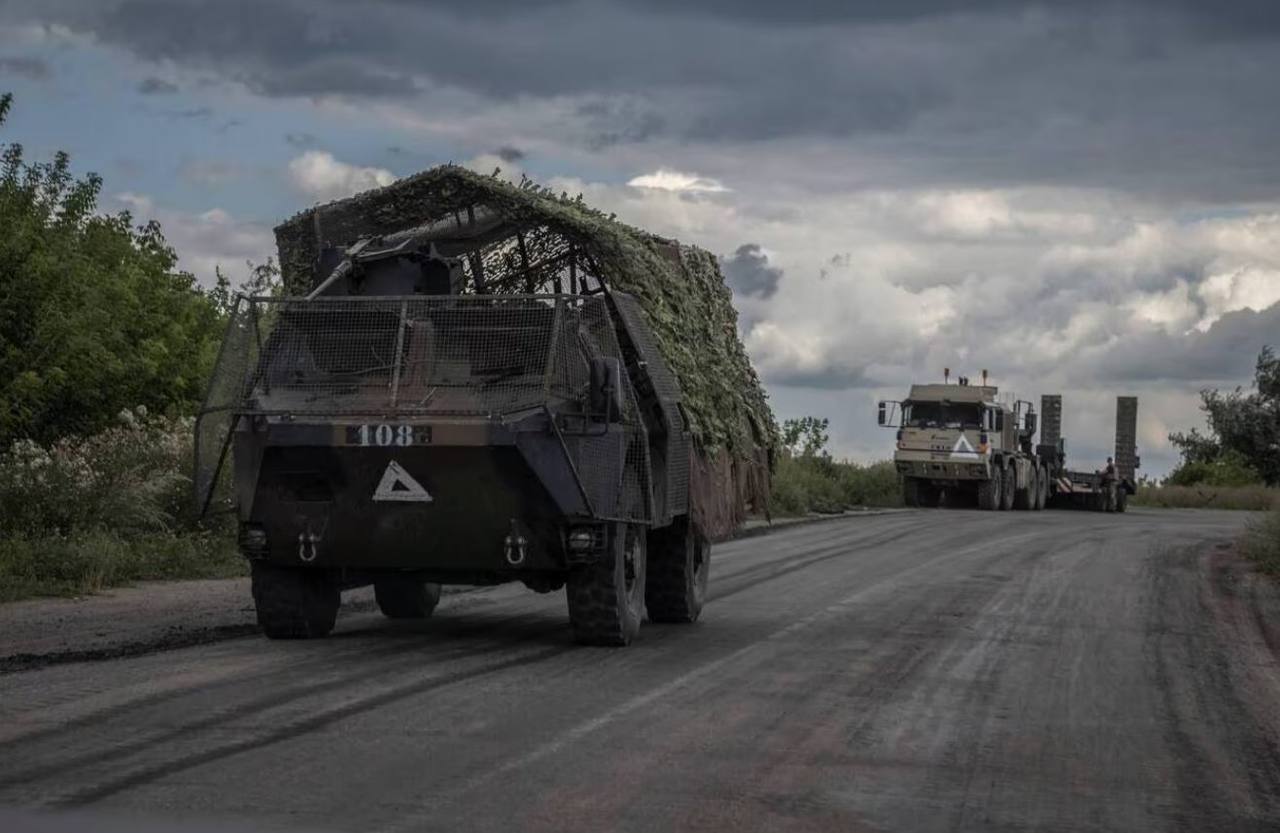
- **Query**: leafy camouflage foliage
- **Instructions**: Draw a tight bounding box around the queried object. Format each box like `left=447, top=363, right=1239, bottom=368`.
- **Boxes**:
left=274, top=165, right=777, bottom=458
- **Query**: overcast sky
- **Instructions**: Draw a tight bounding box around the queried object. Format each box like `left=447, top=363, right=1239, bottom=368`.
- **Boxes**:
left=3, top=1, right=1278, bottom=475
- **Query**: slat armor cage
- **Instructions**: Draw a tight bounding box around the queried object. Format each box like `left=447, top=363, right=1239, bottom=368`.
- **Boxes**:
left=195, top=294, right=652, bottom=523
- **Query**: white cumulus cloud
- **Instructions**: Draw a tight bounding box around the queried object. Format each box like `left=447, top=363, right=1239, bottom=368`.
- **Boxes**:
left=287, top=150, right=397, bottom=202
left=627, top=168, right=729, bottom=193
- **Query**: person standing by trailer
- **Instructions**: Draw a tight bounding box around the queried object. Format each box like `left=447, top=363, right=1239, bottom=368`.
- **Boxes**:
left=1100, top=457, right=1117, bottom=512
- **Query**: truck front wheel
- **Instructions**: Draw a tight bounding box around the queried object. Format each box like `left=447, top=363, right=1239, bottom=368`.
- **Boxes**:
left=977, top=472, right=1001, bottom=511
left=1013, top=465, right=1035, bottom=510
left=251, top=562, right=339, bottom=639
left=567, top=522, right=646, bottom=646
left=645, top=518, right=710, bottom=624
left=903, top=478, right=921, bottom=507
left=1000, top=465, right=1016, bottom=510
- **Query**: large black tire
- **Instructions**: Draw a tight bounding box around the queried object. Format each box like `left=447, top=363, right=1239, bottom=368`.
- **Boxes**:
left=251, top=562, right=339, bottom=639
left=374, top=578, right=442, bottom=619
left=645, top=518, right=710, bottom=624
left=1031, top=467, right=1045, bottom=511
left=1040, top=467, right=1052, bottom=509
left=1116, top=487, right=1128, bottom=513
left=977, top=471, right=1001, bottom=511
left=567, top=523, right=646, bottom=646
left=1000, top=465, right=1016, bottom=510
left=918, top=481, right=941, bottom=508
left=1013, top=464, right=1034, bottom=510
left=902, top=477, right=921, bottom=508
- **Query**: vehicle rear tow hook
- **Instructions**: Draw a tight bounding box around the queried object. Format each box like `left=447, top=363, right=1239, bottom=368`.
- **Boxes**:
left=297, top=530, right=320, bottom=563
left=504, top=525, right=528, bottom=567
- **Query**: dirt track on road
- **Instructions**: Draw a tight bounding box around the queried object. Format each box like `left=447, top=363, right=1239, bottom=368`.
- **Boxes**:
left=1, top=508, right=1276, bottom=832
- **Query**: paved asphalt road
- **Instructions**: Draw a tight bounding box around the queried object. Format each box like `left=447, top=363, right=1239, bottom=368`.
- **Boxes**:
left=1, top=508, right=1277, bottom=833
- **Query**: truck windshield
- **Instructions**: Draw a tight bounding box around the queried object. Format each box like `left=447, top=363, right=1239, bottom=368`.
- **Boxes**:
left=903, top=401, right=982, bottom=429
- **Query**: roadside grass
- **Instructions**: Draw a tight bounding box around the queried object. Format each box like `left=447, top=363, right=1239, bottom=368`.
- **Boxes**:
left=771, top=455, right=902, bottom=517
left=0, top=530, right=244, bottom=603
left=1131, top=484, right=1280, bottom=511
left=0, top=410, right=248, bottom=604
left=1242, top=510, right=1280, bottom=575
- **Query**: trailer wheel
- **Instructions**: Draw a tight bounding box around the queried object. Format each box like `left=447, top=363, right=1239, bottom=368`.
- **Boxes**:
left=251, top=563, right=339, bottom=639
left=567, top=522, right=646, bottom=646
left=374, top=578, right=442, bottom=619
left=645, top=518, right=710, bottom=624
left=1000, top=464, right=1016, bottom=510
left=1013, top=465, right=1034, bottom=510
left=977, top=471, right=1001, bottom=511
left=902, top=477, right=921, bottom=508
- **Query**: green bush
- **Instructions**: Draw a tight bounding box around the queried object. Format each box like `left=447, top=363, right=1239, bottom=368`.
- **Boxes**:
left=837, top=461, right=902, bottom=508
left=1242, top=510, right=1280, bottom=575
left=0, top=408, right=197, bottom=536
left=769, top=454, right=902, bottom=517
left=0, top=529, right=242, bottom=602
left=0, top=408, right=238, bottom=601
left=1165, top=450, right=1263, bottom=488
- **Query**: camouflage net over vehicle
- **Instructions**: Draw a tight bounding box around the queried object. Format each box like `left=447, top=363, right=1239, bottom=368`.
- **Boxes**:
left=274, top=166, right=777, bottom=537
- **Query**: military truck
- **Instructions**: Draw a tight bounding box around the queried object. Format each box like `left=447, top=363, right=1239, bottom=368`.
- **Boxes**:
left=195, top=167, right=775, bottom=646
left=877, top=372, right=1137, bottom=512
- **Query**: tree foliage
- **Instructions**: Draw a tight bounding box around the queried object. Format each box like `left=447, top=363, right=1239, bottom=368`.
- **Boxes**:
left=0, top=94, right=229, bottom=445
left=1169, top=346, right=1280, bottom=486
left=781, top=416, right=830, bottom=459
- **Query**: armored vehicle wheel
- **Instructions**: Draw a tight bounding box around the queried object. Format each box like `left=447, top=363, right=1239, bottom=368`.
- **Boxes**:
left=1013, top=466, right=1034, bottom=510
left=374, top=578, right=442, bottom=619
left=977, top=472, right=1001, bottom=511
left=645, top=518, right=710, bottom=624
left=251, top=563, right=339, bottom=639
left=567, top=523, right=646, bottom=646
left=1000, top=465, right=1016, bottom=510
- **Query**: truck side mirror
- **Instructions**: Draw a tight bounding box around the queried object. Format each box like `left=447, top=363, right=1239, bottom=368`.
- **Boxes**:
left=1025, top=412, right=1037, bottom=437
left=995, top=410, right=1004, bottom=431
left=589, top=357, right=625, bottom=421
left=877, top=402, right=887, bottom=426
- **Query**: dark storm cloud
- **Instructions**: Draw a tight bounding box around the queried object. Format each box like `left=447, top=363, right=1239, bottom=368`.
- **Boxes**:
left=0, top=56, right=51, bottom=80
left=136, top=76, right=177, bottom=94
left=759, top=364, right=881, bottom=391
left=494, top=145, right=525, bottom=163
left=1098, top=302, right=1280, bottom=385
left=722, top=243, right=782, bottom=300
left=5, top=0, right=1280, bottom=198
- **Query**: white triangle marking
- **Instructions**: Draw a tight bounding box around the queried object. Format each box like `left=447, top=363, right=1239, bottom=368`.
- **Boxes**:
left=373, top=460, right=433, bottom=503
left=951, top=435, right=981, bottom=460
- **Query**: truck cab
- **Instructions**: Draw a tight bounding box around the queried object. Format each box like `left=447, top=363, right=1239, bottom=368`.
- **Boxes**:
left=878, top=373, right=1048, bottom=510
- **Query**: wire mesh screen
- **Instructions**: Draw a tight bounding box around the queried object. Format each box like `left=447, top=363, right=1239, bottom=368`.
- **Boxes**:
left=194, top=294, right=653, bottom=522
left=568, top=296, right=651, bottom=521
left=211, top=295, right=604, bottom=417
left=194, top=296, right=262, bottom=513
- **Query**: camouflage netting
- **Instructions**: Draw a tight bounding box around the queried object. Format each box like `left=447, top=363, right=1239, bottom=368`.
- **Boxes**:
left=274, top=166, right=778, bottom=535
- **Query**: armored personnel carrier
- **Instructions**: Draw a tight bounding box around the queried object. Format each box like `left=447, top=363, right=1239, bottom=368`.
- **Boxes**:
left=195, top=167, right=775, bottom=646
left=878, top=371, right=1137, bottom=512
